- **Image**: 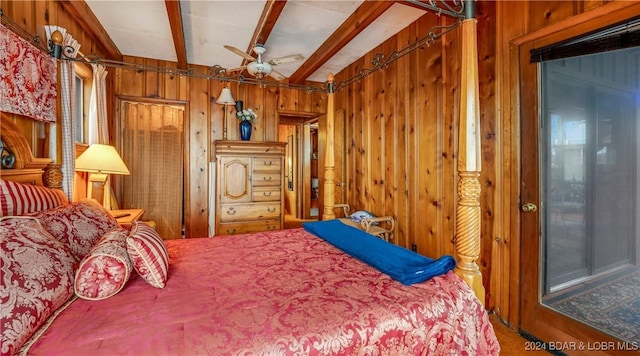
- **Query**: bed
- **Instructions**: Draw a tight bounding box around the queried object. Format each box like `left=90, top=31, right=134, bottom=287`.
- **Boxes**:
left=1, top=3, right=495, bottom=355
left=1, top=182, right=498, bottom=355
left=1, top=117, right=498, bottom=354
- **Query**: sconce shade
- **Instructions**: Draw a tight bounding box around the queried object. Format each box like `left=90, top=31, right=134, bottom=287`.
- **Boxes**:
left=216, top=88, right=236, bottom=105
left=75, top=144, right=130, bottom=175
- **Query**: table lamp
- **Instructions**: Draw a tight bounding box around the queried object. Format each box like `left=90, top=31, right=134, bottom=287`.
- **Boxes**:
left=216, top=87, right=235, bottom=140
left=75, top=144, right=130, bottom=208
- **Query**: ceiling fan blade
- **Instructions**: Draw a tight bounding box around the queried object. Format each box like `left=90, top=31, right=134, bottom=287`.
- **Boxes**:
left=269, top=54, right=304, bottom=65
left=225, top=66, right=246, bottom=73
left=224, top=45, right=256, bottom=61
left=269, top=69, right=286, bottom=81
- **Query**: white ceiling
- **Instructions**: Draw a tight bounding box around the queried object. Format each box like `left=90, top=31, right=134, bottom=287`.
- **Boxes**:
left=85, top=0, right=427, bottom=82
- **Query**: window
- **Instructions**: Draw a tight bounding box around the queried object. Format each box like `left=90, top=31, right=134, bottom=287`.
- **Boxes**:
left=73, top=63, right=93, bottom=144
left=74, top=74, right=84, bottom=142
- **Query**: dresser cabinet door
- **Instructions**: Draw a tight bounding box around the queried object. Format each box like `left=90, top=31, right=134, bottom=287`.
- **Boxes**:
left=219, top=157, right=251, bottom=203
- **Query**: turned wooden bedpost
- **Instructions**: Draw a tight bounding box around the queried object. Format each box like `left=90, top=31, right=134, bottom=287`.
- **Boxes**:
left=323, top=73, right=336, bottom=221
left=454, top=1, right=485, bottom=304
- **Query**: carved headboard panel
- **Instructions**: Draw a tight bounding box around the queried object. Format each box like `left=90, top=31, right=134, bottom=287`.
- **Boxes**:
left=0, top=114, right=54, bottom=187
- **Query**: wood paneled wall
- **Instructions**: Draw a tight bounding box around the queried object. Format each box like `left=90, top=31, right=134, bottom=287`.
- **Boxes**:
left=5, top=0, right=634, bottom=330
left=331, top=0, right=626, bottom=326
left=113, top=59, right=326, bottom=237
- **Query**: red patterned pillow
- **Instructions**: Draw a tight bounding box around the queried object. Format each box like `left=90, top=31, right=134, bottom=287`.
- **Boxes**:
left=0, top=179, right=68, bottom=216
left=0, top=216, right=76, bottom=355
left=74, top=227, right=132, bottom=300
left=34, top=199, right=118, bottom=261
left=126, top=221, right=169, bottom=288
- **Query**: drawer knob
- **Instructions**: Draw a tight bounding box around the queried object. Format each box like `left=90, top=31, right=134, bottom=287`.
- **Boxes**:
left=263, top=192, right=272, bottom=196
left=264, top=161, right=272, bottom=166
left=267, top=207, right=276, bottom=213
left=226, top=207, right=236, bottom=215
left=263, top=176, right=272, bottom=181
left=226, top=228, right=236, bottom=233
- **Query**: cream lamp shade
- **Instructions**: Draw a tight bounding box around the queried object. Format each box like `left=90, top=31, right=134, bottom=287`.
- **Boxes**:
left=216, top=87, right=235, bottom=105
left=76, top=144, right=130, bottom=175
left=216, top=87, right=236, bottom=140
left=76, top=144, right=129, bottom=208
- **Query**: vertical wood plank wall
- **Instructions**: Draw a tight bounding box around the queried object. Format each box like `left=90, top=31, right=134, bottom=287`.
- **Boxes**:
left=2, top=0, right=621, bottom=328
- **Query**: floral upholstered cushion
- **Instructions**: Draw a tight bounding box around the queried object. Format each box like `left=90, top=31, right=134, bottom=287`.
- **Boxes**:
left=74, top=227, right=132, bottom=300
left=34, top=199, right=118, bottom=261
left=0, top=216, right=76, bottom=355
left=0, top=179, right=68, bottom=216
left=126, top=221, right=169, bottom=288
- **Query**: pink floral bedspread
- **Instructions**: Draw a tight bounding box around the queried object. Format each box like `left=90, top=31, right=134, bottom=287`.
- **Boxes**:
left=24, top=228, right=499, bottom=355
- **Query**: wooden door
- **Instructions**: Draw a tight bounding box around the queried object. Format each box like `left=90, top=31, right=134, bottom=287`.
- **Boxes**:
left=218, top=156, right=251, bottom=203
left=518, top=7, right=640, bottom=351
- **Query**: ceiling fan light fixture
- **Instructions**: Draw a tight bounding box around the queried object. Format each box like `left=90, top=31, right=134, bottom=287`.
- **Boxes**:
left=247, top=61, right=272, bottom=77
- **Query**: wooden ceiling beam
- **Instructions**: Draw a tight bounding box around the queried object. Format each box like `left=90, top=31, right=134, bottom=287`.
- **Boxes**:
left=289, top=0, right=396, bottom=84
left=165, top=0, right=188, bottom=69
left=244, top=0, right=288, bottom=64
left=58, top=0, right=122, bottom=60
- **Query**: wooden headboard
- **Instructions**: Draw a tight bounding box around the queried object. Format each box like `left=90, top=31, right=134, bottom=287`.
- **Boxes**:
left=0, top=114, right=53, bottom=187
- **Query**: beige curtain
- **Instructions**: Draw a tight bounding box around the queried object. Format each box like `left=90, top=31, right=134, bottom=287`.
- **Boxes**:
left=89, top=63, right=109, bottom=144
left=120, top=101, right=184, bottom=239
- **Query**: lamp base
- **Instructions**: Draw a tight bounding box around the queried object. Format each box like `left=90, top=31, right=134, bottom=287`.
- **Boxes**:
left=87, top=173, right=108, bottom=207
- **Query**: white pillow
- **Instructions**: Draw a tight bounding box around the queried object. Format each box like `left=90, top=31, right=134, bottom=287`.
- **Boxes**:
left=349, top=210, right=376, bottom=223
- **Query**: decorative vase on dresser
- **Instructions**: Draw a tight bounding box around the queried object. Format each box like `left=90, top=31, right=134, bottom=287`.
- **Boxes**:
left=212, top=140, right=286, bottom=235
left=239, top=120, right=252, bottom=141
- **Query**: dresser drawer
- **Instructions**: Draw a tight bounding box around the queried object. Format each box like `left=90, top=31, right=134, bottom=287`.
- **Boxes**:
left=252, top=186, right=281, bottom=202
left=252, top=172, right=281, bottom=186
left=253, top=157, right=281, bottom=171
left=218, top=220, right=281, bottom=235
left=219, top=203, right=281, bottom=222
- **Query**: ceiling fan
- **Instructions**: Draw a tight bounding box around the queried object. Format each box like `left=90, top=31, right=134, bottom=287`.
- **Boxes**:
left=224, top=44, right=304, bottom=81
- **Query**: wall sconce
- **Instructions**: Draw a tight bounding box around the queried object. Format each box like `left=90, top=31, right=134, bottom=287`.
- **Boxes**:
left=75, top=144, right=130, bottom=209
left=216, top=87, right=235, bottom=140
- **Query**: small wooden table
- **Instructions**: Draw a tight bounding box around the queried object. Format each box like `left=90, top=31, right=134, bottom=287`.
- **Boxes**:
left=109, top=209, right=145, bottom=228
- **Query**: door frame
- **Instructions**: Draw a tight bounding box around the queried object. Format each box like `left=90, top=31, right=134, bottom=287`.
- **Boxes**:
left=514, top=3, right=640, bottom=347
left=276, top=110, right=322, bottom=219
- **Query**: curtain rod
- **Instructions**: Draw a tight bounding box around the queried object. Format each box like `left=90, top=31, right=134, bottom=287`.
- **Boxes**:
left=0, top=7, right=459, bottom=94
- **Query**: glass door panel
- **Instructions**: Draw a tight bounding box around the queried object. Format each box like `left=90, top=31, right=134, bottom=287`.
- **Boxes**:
left=539, top=50, right=639, bottom=343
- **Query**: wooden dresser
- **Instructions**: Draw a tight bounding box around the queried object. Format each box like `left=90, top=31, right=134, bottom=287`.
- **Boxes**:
left=213, top=140, right=286, bottom=235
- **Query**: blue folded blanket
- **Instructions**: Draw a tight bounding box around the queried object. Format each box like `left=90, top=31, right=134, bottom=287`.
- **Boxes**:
left=303, top=219, right=456, bottom=285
